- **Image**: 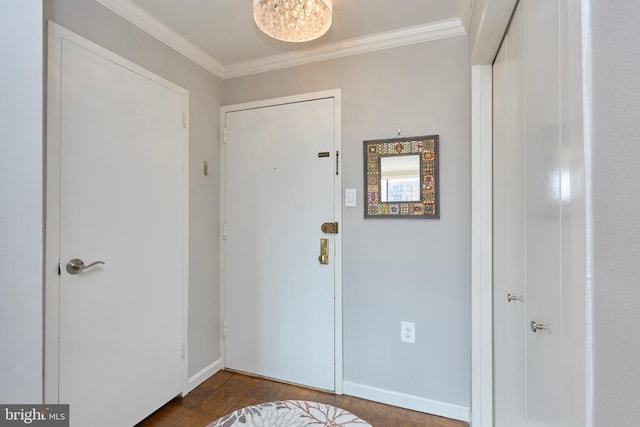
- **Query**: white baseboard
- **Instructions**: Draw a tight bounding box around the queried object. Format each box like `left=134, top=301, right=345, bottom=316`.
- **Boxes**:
left=343, top=381, right=470, bottom=423
left=188, top=358, right=224, bottom=392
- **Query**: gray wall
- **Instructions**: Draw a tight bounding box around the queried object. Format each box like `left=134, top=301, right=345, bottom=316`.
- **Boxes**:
left=224, top=37, right=471, bottom=407
left=591, top=1, right=640, bottom=425
left=44, top=0, right=223, bottom=378
left=0, top=0, right=43, bottom=403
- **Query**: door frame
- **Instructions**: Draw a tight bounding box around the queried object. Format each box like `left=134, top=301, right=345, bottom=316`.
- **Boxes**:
left=470, top=3, right=519, bottom=424
left=470, top=3, right=515, bottom=425
left=220, top=89, right=343, bottom=394
left=471, top=64, right=494, bottom=427
left=44, top=22, right=190, bottom=402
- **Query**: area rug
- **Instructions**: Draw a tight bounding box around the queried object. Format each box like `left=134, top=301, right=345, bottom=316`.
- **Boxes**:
left=207, top=400, right=373, bottom=427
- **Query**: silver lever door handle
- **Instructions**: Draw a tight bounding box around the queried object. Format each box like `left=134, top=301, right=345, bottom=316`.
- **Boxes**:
left=66, top=258, right=105, bottom=275
left=530, top=320, right=548, bottom=333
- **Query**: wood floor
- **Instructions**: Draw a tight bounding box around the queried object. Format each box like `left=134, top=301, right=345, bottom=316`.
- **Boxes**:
left=137, top=370, right=468, bottom=427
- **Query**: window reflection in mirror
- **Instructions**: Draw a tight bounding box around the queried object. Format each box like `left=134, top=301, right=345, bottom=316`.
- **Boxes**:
left=380, top=155, right=420, bottom=202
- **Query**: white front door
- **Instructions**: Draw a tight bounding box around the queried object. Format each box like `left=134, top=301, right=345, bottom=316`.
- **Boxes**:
left=223, top=94, right=341, bottom=391
left=46, top=24, right=188, bottom=426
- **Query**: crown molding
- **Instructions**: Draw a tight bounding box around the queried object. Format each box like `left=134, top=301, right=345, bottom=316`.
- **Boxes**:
left=95, top=0, right=225, bottom=79
left=224, top=18, right=466, bottom=79
left=95, top=0, right=466, bottom=80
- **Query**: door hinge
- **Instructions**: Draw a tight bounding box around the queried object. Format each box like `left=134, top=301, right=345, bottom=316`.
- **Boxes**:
left=222, top=223, right=228, bottom=240
left=222, top=320, right=228, bottom=338
left=183, top=113, right=188, bottom=129
left=182, top=343, right=187, bottom=360
left=223, top=127, right=228, bottom=144
left=57, top=262, right=61, bottom=276
left=336, top=150, right=340, bottom=175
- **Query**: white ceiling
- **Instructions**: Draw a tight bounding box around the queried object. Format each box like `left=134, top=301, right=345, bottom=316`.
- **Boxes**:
left=98, top=0, right=473, bottom=78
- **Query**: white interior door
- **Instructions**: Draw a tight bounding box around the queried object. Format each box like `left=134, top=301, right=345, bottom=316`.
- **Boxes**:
left=493, top=1, right=564, bottom=426
left=223, top=95, right=339, bottom=391
left=492, top=4, right=526, bottom=424
left=523, top=0, right=563, bottom=424
left=46, top=24, right=188, bottom=427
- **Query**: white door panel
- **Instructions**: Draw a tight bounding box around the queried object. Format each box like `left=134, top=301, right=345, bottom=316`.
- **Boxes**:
left=524, top=0, right=563, bottom=424
left=492, top=4, right=526, bottom=422
left=224, top=97, right=336, bottom=391
left=48, top=25, right=188, bottom=427
left=493, top=0, right=564, bottom=425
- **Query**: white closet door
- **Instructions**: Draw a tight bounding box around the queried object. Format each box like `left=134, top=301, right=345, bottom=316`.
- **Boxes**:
left=493, top=3, right=526, bottom=424
left=493, top=1, right=564, bottom=426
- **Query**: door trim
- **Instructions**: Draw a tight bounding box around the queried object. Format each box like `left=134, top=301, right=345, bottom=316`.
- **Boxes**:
left=471, top=64, right=494, bottom=427
left=44, top=22, right=190, bottom=402
left=220, top=89, right=343, bottom=394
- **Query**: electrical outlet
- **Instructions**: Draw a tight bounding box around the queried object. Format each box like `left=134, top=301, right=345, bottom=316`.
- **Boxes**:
left=401, top=321, right=415, bottom=343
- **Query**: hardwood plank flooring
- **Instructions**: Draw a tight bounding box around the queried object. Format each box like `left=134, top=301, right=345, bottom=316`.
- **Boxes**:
left=137, top=370, right=468, bottom=427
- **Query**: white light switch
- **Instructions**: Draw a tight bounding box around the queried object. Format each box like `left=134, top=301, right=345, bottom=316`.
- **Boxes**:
left=345, top=188, right=357, bottom=207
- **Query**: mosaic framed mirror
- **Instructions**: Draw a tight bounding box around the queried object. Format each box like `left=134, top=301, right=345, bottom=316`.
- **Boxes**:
left=363, top=135, right=439, bottom=219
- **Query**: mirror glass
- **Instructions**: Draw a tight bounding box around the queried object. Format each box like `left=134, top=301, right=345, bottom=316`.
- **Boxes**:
left=380, top=155, right=420, bottom=202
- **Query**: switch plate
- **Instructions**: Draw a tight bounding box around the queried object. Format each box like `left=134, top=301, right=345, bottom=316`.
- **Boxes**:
left=401, top=321, right=415, bottom=343
left=345, top=188, right=357, bottom=207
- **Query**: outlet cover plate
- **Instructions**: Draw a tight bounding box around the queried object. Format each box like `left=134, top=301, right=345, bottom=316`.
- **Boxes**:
left=401, top=321, right=415, bottom=343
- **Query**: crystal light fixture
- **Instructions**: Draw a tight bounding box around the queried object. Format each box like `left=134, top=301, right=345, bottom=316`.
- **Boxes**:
left=253, top=0, right=333, bottom=43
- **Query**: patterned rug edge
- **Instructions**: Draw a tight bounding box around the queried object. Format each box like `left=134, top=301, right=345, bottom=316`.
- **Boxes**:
left=207, top=400, right=373, bottom=427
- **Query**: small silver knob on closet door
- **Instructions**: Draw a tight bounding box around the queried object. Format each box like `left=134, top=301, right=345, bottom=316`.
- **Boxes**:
left=507, top=293, right=522, bottom=302
left=66, top=258, right=105, bottom=275
left=530, top=320, right=548, bottom=333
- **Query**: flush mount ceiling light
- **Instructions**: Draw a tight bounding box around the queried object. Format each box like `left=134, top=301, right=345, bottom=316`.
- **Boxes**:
left=253, top=0, right=333, bottom=43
